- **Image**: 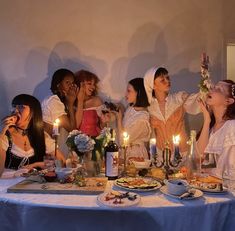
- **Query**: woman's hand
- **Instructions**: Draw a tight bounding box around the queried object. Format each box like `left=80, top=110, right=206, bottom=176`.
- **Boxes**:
left=64, top=84, right=78, bottom=106
left=100, top=112, right=111, bottom=126
left=77, top=82, right=86, bottom=102
left=114, top=108, right=123, bottom=122
left=1, top=115, right=17, bottom=135
left=198, top=98, right=211, bottom=124
left=21, top=162, right=44, bottom=170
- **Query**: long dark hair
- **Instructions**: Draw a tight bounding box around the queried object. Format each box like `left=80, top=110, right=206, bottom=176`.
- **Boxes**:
left=12, top=94, right=46, bottom=162
left=50, top=68, right=75, bottom=102
left=74, top=70, right=100, bottom=96
left=129, top=78, right=150, bottom=107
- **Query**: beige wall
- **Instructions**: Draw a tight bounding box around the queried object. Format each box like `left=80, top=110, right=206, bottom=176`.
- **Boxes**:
left=0, top=0, right=234, bottom=131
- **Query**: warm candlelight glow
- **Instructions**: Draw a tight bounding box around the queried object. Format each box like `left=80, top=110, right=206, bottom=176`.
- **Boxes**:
left=150, top=138, right=156, bottom=145
left=149, top=138, right=157, bottom=158
left=55, top=118, right=60, bottom=125
left=123, top=131, right=129, bottom=147
left=172, top=135, right=180, bottom=145
left=53, top=118, right=60, bottom=136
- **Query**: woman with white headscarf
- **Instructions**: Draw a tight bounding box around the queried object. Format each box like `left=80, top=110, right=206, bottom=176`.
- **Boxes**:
left=144, top=67, right=200, bottom=156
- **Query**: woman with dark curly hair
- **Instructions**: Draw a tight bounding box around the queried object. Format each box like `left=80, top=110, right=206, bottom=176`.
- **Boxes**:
left=41, top=68, right=79, bottom=156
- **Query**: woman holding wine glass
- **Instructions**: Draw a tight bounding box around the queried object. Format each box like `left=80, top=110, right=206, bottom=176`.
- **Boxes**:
left=115, top=77, right=151, bottom=162
left=74, top=70, right=110, bottom=137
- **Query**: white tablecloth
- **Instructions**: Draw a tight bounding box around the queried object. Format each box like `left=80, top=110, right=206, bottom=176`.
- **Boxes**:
left=0, top=175, right=235, bottom=231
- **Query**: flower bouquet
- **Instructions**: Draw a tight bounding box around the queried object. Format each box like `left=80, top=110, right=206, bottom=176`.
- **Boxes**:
left=199, top=52, right=213, bottom=94
left=93, top=127, right=112, bottom=161
left=66, top=130, right=95, bottom=157
left=66, top=128, right=111, bottom=163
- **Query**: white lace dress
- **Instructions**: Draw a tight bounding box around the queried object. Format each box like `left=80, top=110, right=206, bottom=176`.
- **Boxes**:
left=122, top=107, right=151, bottom=161
left=204, top=120, right=235, bottom=178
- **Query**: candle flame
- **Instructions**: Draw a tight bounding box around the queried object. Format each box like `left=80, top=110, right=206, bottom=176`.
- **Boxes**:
left=173, top=135, right=180, bottom=145
left=123, top=131, right=129, bottom=139
left=54, top=118, right=60, bottom=125
left=150, top=138, right=156, bottom=144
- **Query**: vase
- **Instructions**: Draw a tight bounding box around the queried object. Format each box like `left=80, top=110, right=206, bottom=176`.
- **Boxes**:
left=66, top=151, right=79, bottom=168
left=81, top=152, right=101, bottom=177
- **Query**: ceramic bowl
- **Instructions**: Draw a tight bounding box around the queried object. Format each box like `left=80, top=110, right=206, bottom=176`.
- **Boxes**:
left=132, top=159, right=151, bottom=169
left=164, top=179, right=189, bottom=196
left=55, top=168, right=73, bottom=180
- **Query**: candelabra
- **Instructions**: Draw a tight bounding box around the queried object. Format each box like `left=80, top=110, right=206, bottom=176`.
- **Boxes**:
left=153, top=142, right=182, bottom=179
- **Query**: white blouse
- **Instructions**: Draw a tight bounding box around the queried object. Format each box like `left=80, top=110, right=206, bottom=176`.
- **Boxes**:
left=144, top=66, right=200, bottom=121
left=122, top=107, right=151, bottom=160
left=0, top=132, right=55, bottom=158
left=204, top=120, right=235, bottom=178
left=41, top=95, right=67, bottom=125
left=148, top=92, right=200, bottom=121
left=123, top=107, right=151, bottom=145
left=41, top=95, right=69, bottom=156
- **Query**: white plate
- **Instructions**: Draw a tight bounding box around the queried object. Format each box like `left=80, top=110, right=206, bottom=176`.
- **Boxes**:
left=192, top=186, right=228, bottom=194
left=97, top=191, right=140, bottom=208
left=114, top=177, right=161, bottom=192
left=1, top=169, right=29, bottom=178
left=160, top=186, right=203, bottom=200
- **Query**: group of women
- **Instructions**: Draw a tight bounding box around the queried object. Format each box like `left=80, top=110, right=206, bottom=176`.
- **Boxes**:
left=0, top=65, right=234, bottom=178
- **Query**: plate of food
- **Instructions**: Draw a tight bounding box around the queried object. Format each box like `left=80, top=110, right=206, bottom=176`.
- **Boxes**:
left=190, top=182, right=227, bottom=194
left=160, top=185, right=203, bottom=200
left=114, top=177, right=161, bottom=192
left=190, top=175, right=228, bottom=194
left=97, top=190, right=140, bottom=208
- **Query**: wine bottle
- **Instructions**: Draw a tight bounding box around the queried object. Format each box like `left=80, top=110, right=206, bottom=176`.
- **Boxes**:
left=186, top=130, right=201, bottom=180
left=105, top=129, right=119, bottom=180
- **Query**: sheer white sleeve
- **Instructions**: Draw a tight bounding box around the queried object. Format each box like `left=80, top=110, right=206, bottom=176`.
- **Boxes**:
left=0, top=135, right=9, bottom=151
left=183, top=92, right=201, bottom=115
left=45, top=133, right=55, bottom=154
left=125, top=120, right=151, bottom=145
left=42, top=95, right=67, bottom=125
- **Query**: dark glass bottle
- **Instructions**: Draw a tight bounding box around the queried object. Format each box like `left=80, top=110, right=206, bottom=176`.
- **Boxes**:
left=105, top=129, right=119, bottom=180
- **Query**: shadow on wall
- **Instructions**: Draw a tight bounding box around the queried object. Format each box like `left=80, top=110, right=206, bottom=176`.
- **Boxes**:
left=0, top=71, right=10, bottom=119
left=110, top=22, right=167, bottom=98
left=33, top=41, right=108, bottom=102
left=109, top=6, right=222, bottom=132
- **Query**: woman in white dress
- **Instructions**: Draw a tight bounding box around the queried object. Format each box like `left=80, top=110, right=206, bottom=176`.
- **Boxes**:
left=197, top=80, right=235, bottom=178
left=116, top=78, right=151, bottom=162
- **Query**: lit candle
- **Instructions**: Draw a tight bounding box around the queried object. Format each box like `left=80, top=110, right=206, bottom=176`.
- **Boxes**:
left=123, top=131, right=129, bottom=147
left=149, top=138, right=157, bottom=160
left=173, top=135, right=180, bottom=160
left=53, top=118, right=60, bottom=136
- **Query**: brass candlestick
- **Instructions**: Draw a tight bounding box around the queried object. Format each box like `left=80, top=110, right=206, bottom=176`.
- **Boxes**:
left=154, top=142, right=182, bottom=179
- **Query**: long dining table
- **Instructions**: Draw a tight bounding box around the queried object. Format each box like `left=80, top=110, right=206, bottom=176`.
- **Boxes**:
left=0, top=174, right=235, bottom=231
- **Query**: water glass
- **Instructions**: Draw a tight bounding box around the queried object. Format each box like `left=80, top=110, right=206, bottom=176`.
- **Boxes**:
left=44, top=154, right=55, bottom=172
left=223, top=167, right=235, bottom=193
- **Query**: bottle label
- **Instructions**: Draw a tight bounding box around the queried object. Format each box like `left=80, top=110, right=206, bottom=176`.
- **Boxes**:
left=106, top=151, right=119, bottom=177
